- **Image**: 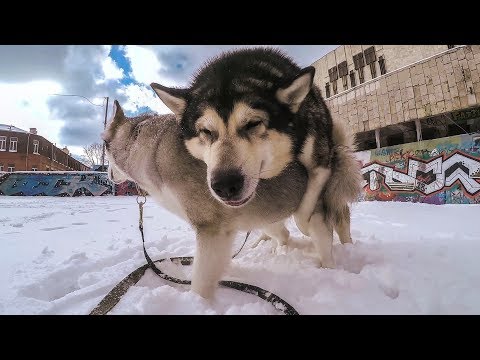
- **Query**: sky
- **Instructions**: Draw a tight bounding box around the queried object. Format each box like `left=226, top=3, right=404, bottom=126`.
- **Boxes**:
left=0, top=45, right=338, bottom=158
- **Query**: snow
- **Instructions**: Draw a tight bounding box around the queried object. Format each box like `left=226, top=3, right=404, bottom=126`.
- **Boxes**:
left=1, top=196, right=480, bottom=315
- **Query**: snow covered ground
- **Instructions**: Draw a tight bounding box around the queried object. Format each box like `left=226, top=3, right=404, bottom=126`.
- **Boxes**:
left=1, top=196, right=479, bottom=315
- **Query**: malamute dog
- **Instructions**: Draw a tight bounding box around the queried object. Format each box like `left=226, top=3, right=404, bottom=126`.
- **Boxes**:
left=151, top=47, right=362, bottom=269
left=103, top=101, right=308, bottom=299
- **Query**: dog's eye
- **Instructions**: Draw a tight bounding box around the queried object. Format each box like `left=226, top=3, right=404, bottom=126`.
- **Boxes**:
left=244, top=120, right=262, bottom=131
left=199, top=128, right=212, bottom=137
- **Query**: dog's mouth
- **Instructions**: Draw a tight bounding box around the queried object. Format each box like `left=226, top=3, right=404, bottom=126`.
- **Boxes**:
left=223, top=193, right=254, bottom=208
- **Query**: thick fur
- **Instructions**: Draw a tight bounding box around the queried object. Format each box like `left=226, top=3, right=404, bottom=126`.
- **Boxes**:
left=151, top=48, right=363, bottom=266
left=103, top=101, right=308, bottom=299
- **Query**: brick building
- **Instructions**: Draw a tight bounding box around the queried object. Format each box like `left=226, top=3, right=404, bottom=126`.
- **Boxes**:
left=0, top=124, right=89, bottom=172
left=312, top=45, right=480, bottom=150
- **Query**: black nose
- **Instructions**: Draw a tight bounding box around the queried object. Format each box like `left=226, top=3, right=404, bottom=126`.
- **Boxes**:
left=211, top=170, right=244, bottom=199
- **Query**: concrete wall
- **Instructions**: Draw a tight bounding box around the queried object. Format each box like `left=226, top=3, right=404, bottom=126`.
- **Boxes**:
left=356, top=133, right=480, bottom=204
left=322, top=46, right=480, bottom=134
left=312, top=45, right=448, bottom=96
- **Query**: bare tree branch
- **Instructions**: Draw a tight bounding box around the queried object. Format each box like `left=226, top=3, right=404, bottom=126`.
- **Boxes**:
left=83, top=143, right=108, bottom=168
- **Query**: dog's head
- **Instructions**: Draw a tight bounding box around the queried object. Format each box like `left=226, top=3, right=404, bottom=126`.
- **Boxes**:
left=151, top=48, right=315, bottom=208
left=101, top=100, right=134, bottom=184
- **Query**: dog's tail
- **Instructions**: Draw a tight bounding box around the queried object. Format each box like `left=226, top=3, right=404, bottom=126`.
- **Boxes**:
left=322, top=118, right=363, bottom=227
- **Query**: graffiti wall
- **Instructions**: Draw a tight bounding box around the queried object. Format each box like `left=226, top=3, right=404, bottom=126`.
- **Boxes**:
left=0, top=172, right=113, bottom=196
left=357, top=133, right=480, bottom=204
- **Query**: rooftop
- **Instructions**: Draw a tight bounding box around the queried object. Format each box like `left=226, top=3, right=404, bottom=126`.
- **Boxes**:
left=0, top=124, right=28, bottom=133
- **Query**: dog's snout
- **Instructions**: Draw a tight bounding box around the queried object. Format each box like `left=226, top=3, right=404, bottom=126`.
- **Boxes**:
left=211, top=170, right=244, bottom=199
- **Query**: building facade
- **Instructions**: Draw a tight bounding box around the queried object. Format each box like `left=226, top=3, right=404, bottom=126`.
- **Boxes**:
left=312, top=45, right=480, bottom=150
left=312, top=45, right=480, bottom=204
left=0, top=125, right=89, bottom=172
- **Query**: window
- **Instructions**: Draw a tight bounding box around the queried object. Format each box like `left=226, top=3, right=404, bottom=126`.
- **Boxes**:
left=32, top=166, right=38, bottom=171
left=33, top=140, right=39, bottom=154
left=338, top=61, right=348, bottom=78
left=9, top=137, right=18, bottom=152
left=350, top=70, right=357, bottom=87
left=0, top=136, right=6, bottom=151
left=379, top=56, right=387, bottom=75
left=8, top=164, right=15, bottom=172
left=364, top=46, right=376, bottom=64
left=358, top=67, right=365, bottom=84
left=338, top=61, right=349, bottom=91
left=369, top=62, right=377, bottom=79
left=325, top=83, right=331, bottom=98
left=0, top=164, right=3, bottom=171
left=353, top=53, right=365, bottom=69
left=328, top=67, right=338, bottom=82
left=53, top=150, right=56, bottom=161
left=332, top=80, right=338, bottom=95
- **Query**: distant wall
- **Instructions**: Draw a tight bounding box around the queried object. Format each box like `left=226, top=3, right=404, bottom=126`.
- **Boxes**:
left=114, top=181, right=140, bottom=196
left=357, top=133, right=480, bottom=204
left=0, top=172, right=113, bottom=196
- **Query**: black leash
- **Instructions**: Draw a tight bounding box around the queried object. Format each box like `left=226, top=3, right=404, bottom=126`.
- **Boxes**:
left=89, top=192, right=299, bottom=315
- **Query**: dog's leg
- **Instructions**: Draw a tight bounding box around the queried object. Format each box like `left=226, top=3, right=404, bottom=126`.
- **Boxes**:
left=308, top=212, right=335, bottom=268
left=251, top=220, right=289, bottom=250
left=335, top=206, right=353, bottom=244
left=191, top=227, right=235, bottom=300
left=294, top=167, right=331, bottom=236
left=250, top=232, right=271, bottom=248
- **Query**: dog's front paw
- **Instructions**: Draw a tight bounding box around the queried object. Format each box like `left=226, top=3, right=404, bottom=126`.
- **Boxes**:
left=319, top=257, right=336, bottom=269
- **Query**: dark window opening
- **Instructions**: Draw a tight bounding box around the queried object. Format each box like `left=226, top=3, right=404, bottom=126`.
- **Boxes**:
left=447, top=45, right=455, bottom=49
left=325, top=83, right=331, bottom=98
left=418, top=113, right=480, bottom=141
left=356, top=130, right=377, bottom=151
left=364, top=46, right=376, bottom=65
left=379, top=56, right=387, bottom=75
left=353, top=52, right=365, bottom=69
left=382, top=121, right=418, bottom=147
left=332, top=80, right=338, bottom=95
left=342, top=76, right=348, bottom=91
left=447, top=124, right=464, bottom=136
left=358, top=67, right=365, bottom=84
left=338, top=61, right=348, bottom=77
left=369, top=62, right=377, bottom=79
left=386, top=134, right=404, bottom=146
left=328, top=67, right=338, bottom=82
left=349, top=70, right=356, bottom=87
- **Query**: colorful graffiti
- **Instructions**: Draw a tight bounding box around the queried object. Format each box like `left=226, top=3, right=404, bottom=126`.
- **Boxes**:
left=0, top=172, right=113, bottom=196
left=356, top=133, right=480, bottom=204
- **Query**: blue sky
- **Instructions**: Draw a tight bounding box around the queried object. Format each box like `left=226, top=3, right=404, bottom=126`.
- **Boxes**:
left=0, top=45, right=338, bottom=156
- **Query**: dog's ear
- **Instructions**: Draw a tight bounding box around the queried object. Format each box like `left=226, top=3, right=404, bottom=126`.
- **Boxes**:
left=102, top=100, right=126, bottom=143
left=151, top=83, right=188, bottom=119
left=112, top=99, right=125, bottom=120
left=276, top=66, right=315, bottom=113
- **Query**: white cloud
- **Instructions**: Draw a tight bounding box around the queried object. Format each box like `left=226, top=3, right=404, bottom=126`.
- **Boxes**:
left=119, top=84, right=171, bottom=114
left=101, top=56, right=124, bottom=81
left=0, top=80, right=64, bottom=145
left=124, top=45, right=178, bottom=87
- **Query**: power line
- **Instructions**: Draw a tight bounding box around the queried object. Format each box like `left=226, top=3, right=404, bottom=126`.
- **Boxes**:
left=49, top=93, right=105, bottom=107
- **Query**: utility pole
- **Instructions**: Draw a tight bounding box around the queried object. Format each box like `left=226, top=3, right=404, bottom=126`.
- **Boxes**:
left=101, top=97, right=109, bottom=171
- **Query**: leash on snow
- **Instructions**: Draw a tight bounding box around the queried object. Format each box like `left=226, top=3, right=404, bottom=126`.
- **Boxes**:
left=89, top=187, right=299, bottom=315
